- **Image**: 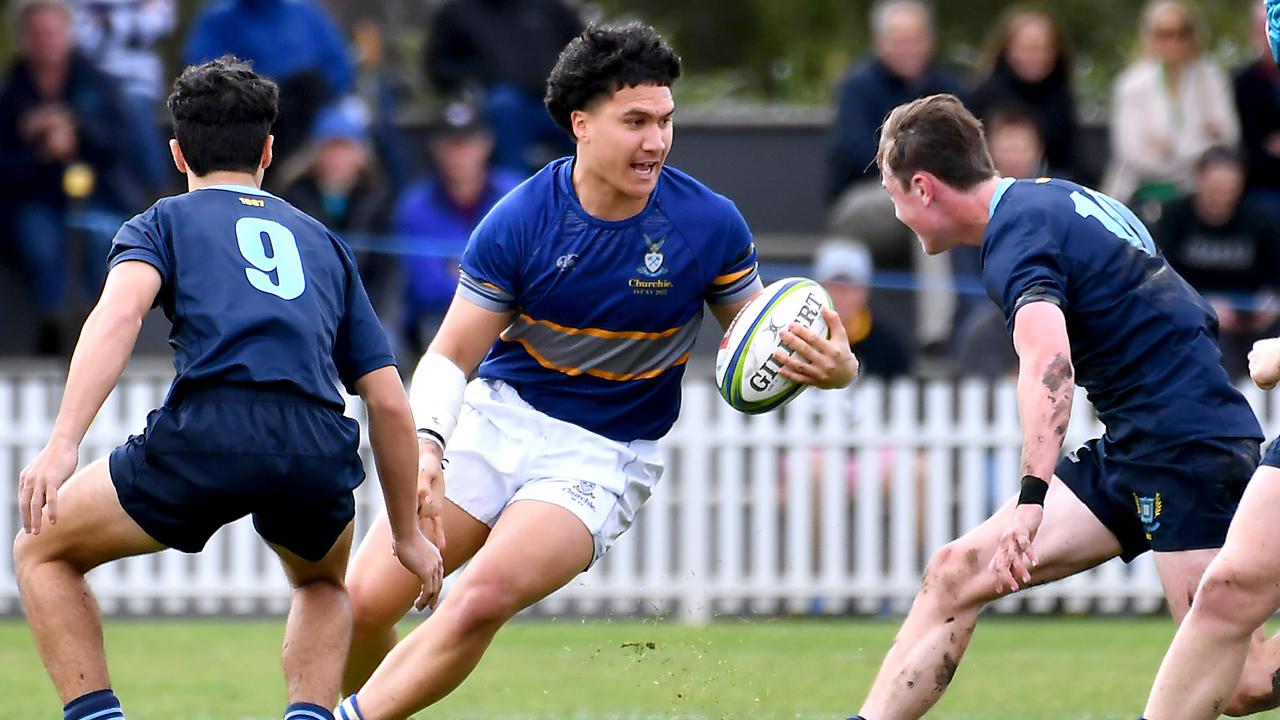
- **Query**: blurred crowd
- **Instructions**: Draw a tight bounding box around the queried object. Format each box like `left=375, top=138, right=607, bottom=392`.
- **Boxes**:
left=1, top=0, right=1277, bottom=383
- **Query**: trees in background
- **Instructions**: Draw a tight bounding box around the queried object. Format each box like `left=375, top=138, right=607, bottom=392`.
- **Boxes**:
left=0, top=0, right=1254, bottom=112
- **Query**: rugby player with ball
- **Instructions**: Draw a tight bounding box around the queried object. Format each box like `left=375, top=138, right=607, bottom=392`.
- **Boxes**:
left=335, top=22, right=858, bottom=720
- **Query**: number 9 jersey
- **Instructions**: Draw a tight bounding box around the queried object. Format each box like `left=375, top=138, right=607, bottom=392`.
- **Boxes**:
left=107, top=184, right=396, bottom=410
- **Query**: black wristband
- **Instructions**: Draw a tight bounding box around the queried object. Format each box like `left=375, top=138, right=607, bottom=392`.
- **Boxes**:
left=1018, top=475, right=1049, bottom=506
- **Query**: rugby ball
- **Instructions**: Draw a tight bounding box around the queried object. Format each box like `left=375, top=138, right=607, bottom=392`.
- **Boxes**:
left=715, top=277, right=835, bottom=414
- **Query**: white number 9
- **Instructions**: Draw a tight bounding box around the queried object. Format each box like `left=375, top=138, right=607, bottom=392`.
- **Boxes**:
left=235, top=217, right=306, bottom=300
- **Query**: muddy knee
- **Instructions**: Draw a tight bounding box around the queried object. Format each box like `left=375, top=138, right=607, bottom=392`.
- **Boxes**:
left=1200, top=573, right=1280, bottom=716
left=920, top=541, right=991, bottom=611
left=1197, top=573, right=1274, bottom=636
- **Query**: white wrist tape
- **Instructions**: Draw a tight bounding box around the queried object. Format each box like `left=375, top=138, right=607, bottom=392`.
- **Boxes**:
left=409, top=352, right=467, bottom=451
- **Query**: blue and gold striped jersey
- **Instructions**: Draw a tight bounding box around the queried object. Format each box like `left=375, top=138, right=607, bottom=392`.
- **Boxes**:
left=459, top=158, right=761, bottom=441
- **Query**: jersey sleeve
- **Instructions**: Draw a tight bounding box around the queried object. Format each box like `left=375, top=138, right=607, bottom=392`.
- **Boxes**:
left=332, top=240, right=397, bottom=392
left=457, top=205, right=519, bottom=312
left=982, top=206, right=1068, bottom=335
left=107, top=204, right=173, bottom=292
left=704, top=204, right=762, bottom=305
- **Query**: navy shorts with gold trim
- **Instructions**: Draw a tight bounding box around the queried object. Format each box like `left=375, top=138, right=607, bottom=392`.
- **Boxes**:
left=1055, top=436, right=1259, bottom=562
left=108, top=387, right=364, bottom=562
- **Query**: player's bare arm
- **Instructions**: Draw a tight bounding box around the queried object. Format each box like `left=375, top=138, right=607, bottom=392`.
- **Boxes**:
left=356, top=366, right=445, bottom=611
left=1249, top=337, right=1280, bottom=390
left=18, top=260, right=160, bottom=534
left=991, top=300, right=1075, bottom=593
left=710, top=294, right=756, bottom=331
left=409, top=296, right=514, bottom=550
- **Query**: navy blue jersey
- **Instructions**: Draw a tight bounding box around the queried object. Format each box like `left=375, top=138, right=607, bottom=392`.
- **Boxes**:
left=459, top=158, right=761, bottom=442
left=983, top=177, right=1263, bottom=453
left=107, top=184, right=396, bottom=410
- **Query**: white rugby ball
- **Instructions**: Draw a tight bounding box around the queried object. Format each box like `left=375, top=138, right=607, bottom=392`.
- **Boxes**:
left=715, top=277, right=835, bottom=414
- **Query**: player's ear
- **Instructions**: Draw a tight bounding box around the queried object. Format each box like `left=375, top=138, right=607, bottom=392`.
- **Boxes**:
left=169, top=139, right=188, bottom=174
left=260, top=134, right=274, bottom=171
left=911, top=172, right=934, bottom=205
left=570, top=109, right=589, bottom=143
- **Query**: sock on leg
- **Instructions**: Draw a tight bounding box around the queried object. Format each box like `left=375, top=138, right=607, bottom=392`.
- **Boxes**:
left=285, top=701, right=334, bottom=720
left=335, top=695, right=365, bottom=720
left=64, top=689, right=125, bottom=720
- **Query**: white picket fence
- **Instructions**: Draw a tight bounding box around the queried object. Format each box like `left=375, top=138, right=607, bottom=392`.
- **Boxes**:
left=3, top=362, right=1280, bottom=622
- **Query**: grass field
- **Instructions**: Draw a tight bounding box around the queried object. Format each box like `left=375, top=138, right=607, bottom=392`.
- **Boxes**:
left=4, top=616, right=1280, bottom=719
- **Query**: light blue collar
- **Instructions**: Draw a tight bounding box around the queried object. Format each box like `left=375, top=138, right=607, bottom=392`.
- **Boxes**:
left=988, top=177, right=1016, bottom=219
left=200, top=183, right=274, bottom=197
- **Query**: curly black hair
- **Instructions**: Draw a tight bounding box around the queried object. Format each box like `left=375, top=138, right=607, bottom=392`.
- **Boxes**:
left=544, top=22, right=682, bottom=135
left=167, top=55, right=279, bottom=176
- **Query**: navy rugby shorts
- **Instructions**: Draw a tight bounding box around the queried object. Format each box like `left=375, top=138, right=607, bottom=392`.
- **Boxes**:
left=1055, top=436, right=1259, bottom=562
left=109, top=387, right=363, bottom=562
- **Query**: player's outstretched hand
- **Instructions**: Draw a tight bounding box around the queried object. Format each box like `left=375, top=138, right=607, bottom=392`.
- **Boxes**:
left=417, top=441, right=448, bottom=551
left=392, top=530, right=444, bottom=612
left=18, top=437, right=79, bottom=534
left=1249, top=337, right=1280, bottom=390
left=774, top=307, right=860, bottom=389
left=990, top=502, right=1043, bottom=594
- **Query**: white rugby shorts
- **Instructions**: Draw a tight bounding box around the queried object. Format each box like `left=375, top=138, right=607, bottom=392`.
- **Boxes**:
left=444, top=379, right=664, bottom=566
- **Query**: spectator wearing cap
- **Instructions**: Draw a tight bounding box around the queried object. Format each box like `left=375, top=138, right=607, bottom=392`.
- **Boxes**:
left=0, top=0, right=132, bottom=354
left=1156, top=146, right=1280, bottom=378
left=813, top=239, right=912, bottom=378
left=183, top=0, right=355, bottom=167
left=280, top=97, right=404, bottom=361
left=395, top=100, right=524, bottom=352
left=424, top=0, right=583, bottom=175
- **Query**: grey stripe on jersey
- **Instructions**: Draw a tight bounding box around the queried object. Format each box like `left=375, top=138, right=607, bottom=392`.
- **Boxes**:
left=499, top=311, right=703, bottom=381
left=459, top=270, right=515, bottom=312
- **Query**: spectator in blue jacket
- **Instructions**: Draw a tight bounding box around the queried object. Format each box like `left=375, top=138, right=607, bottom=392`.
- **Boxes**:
left=183, top=0, right=354, bottom=168
left=395, top=100, right=523, bottom=352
